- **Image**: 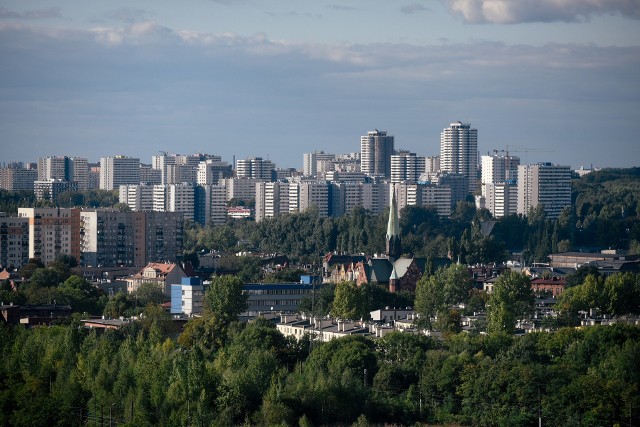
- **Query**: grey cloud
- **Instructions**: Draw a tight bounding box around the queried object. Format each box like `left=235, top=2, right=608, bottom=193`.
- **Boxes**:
left=0, top=6, right=62, bottom=20
left=446, top=0, right=640, bottom=23
left=326, top=5, right=358, bottom=11
left=1, top=24, right=638, bottom=168
left=104, top=8, right=152, bottom=24
left=400, top=3, right=431, bottom=14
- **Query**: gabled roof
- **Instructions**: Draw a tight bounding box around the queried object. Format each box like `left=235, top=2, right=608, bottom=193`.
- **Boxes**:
left=392, top=258, right=414, bottom=279
left=132, top=262, right=184, bottom=279
left=369, top=258, right=392, bottom=283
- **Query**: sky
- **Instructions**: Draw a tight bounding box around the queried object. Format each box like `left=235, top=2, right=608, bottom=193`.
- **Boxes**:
left=1, top=0, right=639, bottom=170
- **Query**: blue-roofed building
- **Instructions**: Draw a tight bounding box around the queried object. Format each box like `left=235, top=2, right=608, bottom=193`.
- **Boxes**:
left=171, top=277, right=204, bottom=316
left=242, top=282, right=321, bottom=316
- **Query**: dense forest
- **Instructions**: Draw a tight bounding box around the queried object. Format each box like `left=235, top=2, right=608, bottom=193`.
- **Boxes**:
left=1, top=305, right=638, bottom=426
left=0, top=267, right=640, bottom=426
left=1, top=168, right=640, bottom=426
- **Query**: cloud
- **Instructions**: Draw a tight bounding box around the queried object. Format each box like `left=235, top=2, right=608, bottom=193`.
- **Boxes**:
left=400, top=3, right=431, bottom=14
left=104, top=7, right=152, bottom=24
left=0, top=6, right=62, bottom=20
left=326, top=5, right=358, bottom=11
left=0, top=23, right=638, bottom=168
left=446, top=0, right=640, bottom=23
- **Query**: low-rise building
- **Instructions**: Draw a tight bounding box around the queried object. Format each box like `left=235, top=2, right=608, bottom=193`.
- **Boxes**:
left=126, top=262, right=188, bottom=296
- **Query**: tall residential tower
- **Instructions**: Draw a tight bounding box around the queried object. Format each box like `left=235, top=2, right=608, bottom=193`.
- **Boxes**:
left=440, top=122, right=478, bottom=194
left=361, top=130, right=394, bottom=178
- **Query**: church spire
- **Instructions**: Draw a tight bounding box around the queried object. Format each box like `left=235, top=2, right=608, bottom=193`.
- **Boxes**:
left=386, top=185, right=401, bottom=261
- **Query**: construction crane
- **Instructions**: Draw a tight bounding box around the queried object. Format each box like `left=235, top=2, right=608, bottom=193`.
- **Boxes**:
left=490, top=145, right=554, bottom=180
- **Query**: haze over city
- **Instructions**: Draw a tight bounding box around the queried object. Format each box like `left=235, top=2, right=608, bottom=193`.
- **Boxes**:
left=1, top=0, right=639, bottom=169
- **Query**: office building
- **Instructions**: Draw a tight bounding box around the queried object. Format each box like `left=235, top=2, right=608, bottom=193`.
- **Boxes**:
left=361, top=130, right=394, bottom=178
left=517, top=163, right=571, bottom=219
left=440, top=122, right=478, bottom=194
left=171, top=277, right=204, bottom=316
left=18, top=208, right=81, bottom=266
left=100, top=156, right=140, bottom=190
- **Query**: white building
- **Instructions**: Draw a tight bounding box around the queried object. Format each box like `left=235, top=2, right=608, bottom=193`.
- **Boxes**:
left=517, top=163, right=571, bottom=219
left=224, top=178, right=262, bottom=203
left=198, top=184, right=227, bottom=226
left=394, top=183, right=452, bottom=217
left=483, top=182, right=518, bottom=218
left=299, top=182, right=330, bottom=217
left=480, top=154, right=520, bottom=218
left=197, top=160, right=232, bottom=185
left=235, top=157, right=275, bottom=181
left=171, top=277, right=204, bottom=316
left=391, top=152, right=426, bottom=183
left=481, top=154, right=520, bottom=185
left=119, top=184, right=154, bottom=211
left=100, top=156, right=140, bottom=190
left=303, top=151, right=336, bottom=177
left=440, top=121, right=478, bottom=194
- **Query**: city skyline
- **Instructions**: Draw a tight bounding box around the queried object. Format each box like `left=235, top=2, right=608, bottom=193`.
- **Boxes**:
left=1, top=1, right=639, bottom=169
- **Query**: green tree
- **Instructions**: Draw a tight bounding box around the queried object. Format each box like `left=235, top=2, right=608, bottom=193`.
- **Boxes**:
left=331, top=281, right=363, bottom=320
left=204, top=275, right=248, bottom=327
left=415, top=264, right=472, bottom=330
left=487, top=270, right=534, bottom=333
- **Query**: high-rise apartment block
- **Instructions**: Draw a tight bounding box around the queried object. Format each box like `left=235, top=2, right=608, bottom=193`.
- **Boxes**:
left=37, top=156, right=88, bottom=190
left=236, top=157, right=275, bottom=181
left=440, top=122, right=478, bottom=194
left=197, top=160, right=233, bottom=185
left=483, top=183, right=518, bottom=218
left=391, top=152, right=426, bottom=183
left=0, top=165, right=37, bottom=190
left=394, top=183, right=452, bottom=217
left=100, top=156, right=140, bottom=190
left=303, top=152, right=336, bottom=177
left=0, top=213, right=29, bottom=269
left=79, top=209, right=183, bottom=267
left=481, top=154, right=520, bottom=185
left=517, top=163, right=571, bottom=219
left=480, top=154, right=520, bottom=218
left=34, top=179, right=78, bottom=202
left=18, top=208, right=81, bottom=266
left=361, top=130, right=394, bottom=178
left=119, top=184, right=154, bottom=211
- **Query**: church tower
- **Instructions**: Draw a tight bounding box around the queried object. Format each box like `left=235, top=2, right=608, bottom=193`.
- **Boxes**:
left=386, top=185, right=401, bottom=261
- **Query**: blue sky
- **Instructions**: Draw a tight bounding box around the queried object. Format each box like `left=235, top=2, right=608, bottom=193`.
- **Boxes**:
left=1, top=0, right=639, bottom=169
